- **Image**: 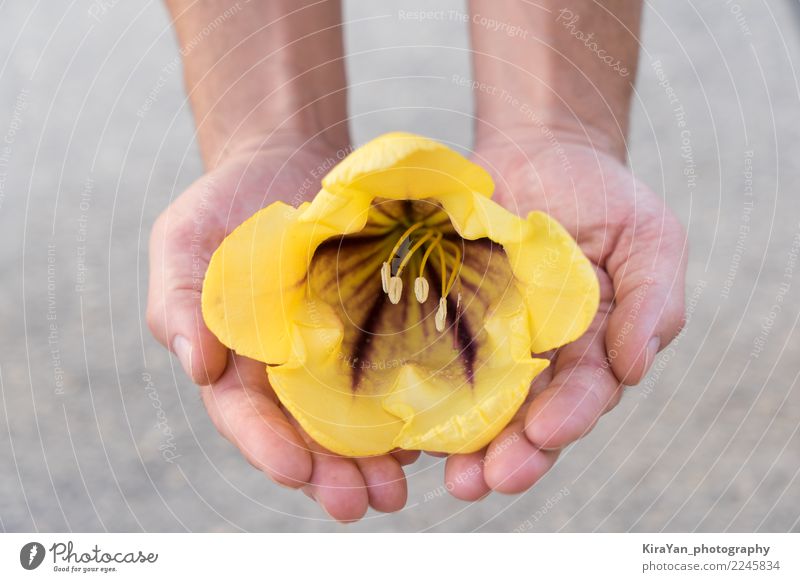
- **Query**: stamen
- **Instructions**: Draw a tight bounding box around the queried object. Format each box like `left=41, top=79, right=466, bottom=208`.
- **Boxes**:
left=376, top=218, right=467, bottom=332
left=388, top=276, right=403, bottom=304
left=418, top=231, right=443, bottom=277
left=435, top=297, right=447, bottom=332
left=436, top=244, right=448, bottom=299
left=380, top=262, right=391, bottom=293
left=439, top=239, right=463, bottom=296
left=414, top=276, right=429, bottom=303
left=395, top=230, right=435, bottom=276
left=387, top=222, right=425, bottom=265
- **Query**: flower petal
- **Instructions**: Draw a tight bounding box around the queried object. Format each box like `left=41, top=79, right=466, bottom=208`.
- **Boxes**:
left=429, top=192, right=599, bottom=354
left=323, top=132, right=495, bottom=200
left=202, top=133, right=598, bottom=457
left=436, top=189, right=528, bottom=242
left=267, top=325, right=406, bottom=456
left=266, top=231, right=546, bottom=456
left=384, top=289, right=549, bottom=453
left=505, top=211, right=600, bottom=353
left=201, top=201, right=339, bottom=364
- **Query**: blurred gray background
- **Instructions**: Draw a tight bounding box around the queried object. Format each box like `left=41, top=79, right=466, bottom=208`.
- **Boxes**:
left=1, top=0, right=799, bottom=532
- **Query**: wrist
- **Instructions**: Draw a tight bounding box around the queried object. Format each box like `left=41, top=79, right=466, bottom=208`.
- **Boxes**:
left=198, top=108, right=350, bottom=170
left=474, top=110, right=627, bottom=163
left=187, top=55, right=350, bottom=168
left=468, top=0, right=640, bottom=163
left=169, top=0, right=349, bottom=168
left=211, top=125, right=351, bottom=170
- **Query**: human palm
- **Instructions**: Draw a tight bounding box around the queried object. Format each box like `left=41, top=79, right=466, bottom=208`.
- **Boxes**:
left=438, top=137, right=687, bottom=498
left=148, top=134, right=686, bottom=515
left=147, top=139, right=415, bottom=521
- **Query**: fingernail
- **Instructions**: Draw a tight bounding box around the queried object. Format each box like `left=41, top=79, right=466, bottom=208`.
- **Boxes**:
left=172, top=335, right=193, bottom=380
left=645, top=336, right=661, bottom=371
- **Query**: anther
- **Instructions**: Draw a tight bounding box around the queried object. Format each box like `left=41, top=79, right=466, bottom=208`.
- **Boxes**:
left=414, top=276, right=429, bottom=303
left=435, top=297, right=447, bottom=332
left=381, top=262, right=391, bottom=293
left=388, top=276, right=403, bottom=304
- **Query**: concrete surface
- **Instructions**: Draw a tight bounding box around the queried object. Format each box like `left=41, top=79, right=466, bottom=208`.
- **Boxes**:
left=0, top=0, right=799, bottom=532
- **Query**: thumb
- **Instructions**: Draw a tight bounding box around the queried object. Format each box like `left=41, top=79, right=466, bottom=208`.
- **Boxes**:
left=147, top=209, right=228, bottom=385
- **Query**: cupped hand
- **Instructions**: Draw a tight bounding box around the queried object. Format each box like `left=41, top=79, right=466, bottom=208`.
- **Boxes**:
left=147, top=136, right=417, bottom=522
left=442, top=131, right=688, bottom=499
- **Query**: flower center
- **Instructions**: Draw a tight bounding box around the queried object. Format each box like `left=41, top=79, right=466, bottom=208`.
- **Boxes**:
left=380, top=220, right=464, bottom=333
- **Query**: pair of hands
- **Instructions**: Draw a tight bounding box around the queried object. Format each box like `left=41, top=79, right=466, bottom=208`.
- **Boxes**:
left=147, top=130, right=687, bottom=522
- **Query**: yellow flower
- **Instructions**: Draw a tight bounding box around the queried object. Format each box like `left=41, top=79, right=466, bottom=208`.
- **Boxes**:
left=201, top=132, right=599, bottom=456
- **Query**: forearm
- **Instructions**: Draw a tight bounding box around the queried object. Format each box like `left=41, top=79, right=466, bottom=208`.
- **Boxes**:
left=469, top=0, right=641, bottom=159
left=165, top=0, right=349, bottom=167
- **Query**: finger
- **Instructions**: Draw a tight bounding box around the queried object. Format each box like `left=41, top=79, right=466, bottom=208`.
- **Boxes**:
left=391, top=449, right=421, bottom=466
left=444, top=449, right=490, bottom=501
left=605, top=204, right=687, bottom=385
left=147, top=204, right=227, bottom=385
left=201, top=354, right=312, bottom=488
left=303, top=441, right=369, bottom=523
left=483, top=421, right=560, bottom=494
left=355, top=455, right=407, bottom=513
left=525, top=292, right=623, bottom=450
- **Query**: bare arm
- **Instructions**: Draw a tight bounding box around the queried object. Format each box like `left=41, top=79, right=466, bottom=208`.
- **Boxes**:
left=165, top=0, right=349, bottom=166
left=470, top=0, right=641, bottom=159
left=444, top=2, right=687, bottom=500
left=149, top=2, right=412, bottom=522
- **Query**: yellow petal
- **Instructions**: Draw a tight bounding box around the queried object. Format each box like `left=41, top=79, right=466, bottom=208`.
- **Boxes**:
left=430, top=190, right=598, bottom=354
left=268, top=319, right=404, bottom=456
left=436, top=189, right=528, bottom=242
left=322, top=132, right=495, bottom=200
left=201, top=132, right=598, bottom=457
left=384, top=288, right=549, bottom=453
left=506, top=211, right=600, bottom=353
left=267, top=227, right=545, bottom=456
left=201, top=201, right=338, bottom=364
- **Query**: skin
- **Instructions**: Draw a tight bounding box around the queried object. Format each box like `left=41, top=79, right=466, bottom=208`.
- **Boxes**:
left=148, top=0, right=686, bottom=520
left=443, top=0, right=687, bottom=499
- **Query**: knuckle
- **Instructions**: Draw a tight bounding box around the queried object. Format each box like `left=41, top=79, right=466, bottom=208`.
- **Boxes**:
left=149, top=212, right=167, bottom=247
left=666, top=310, right=687, bottom=344
left=145, top=301, right=165, bottom=342
left=661, top=284, right=687, bottom=343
